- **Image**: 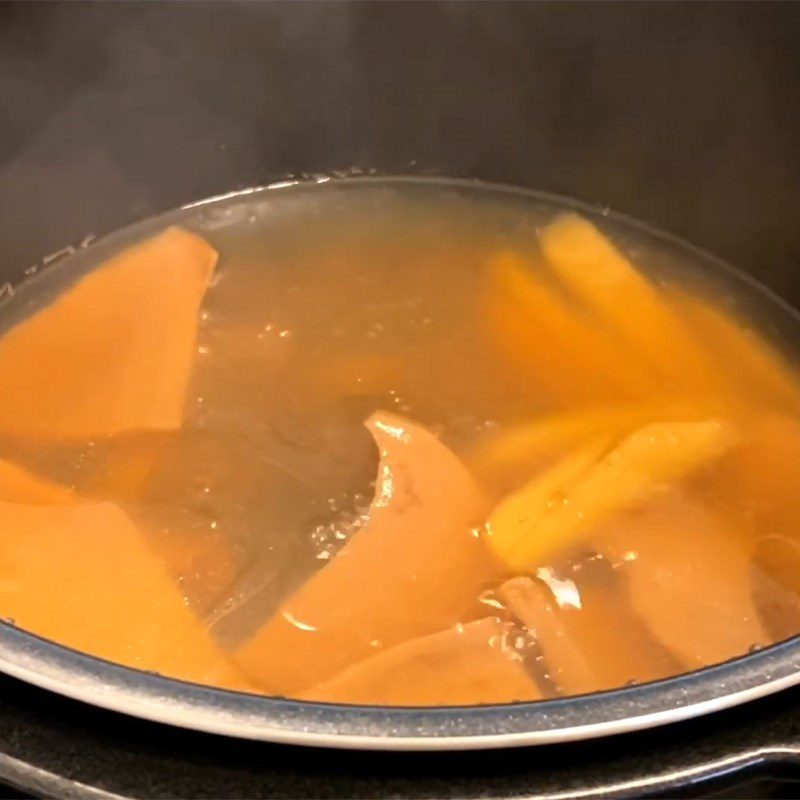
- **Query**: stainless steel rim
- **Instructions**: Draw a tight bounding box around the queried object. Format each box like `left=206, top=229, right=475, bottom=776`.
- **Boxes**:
left=1, top=620, right=799, bottom=751
left=1, top=175, right=799, bottom=751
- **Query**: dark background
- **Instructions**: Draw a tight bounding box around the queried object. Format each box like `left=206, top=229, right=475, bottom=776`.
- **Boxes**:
left=1, top=2, right=799, bottom=294
left=1, top=1, right=800, bottom=797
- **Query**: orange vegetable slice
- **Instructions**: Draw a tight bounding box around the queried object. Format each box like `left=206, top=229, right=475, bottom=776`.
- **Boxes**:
left=498, top=575, right=679, bottom=696
left=596, top=495, right=768, bottom=669
left=0, top=459, right=76, bottom=505
left=81, top=435, right=168, bottom=502
left=487, top=419, right=735, bottom=572
left=712, top=413, right=800, bottom=527
left=233, top=410, right=493, bottom=694
left=497, top=577, right=595, bottom=694
left=484, top=251, right=654, bottom=405
left=753, top=536, right=800, bottom=642
left=0, top=227, right=216, bottom=438
left=486, top=438, right=612, bottom=567
left=539, top=214, right=730, bottom=398
left=0, top=492, right=253, bottom=692
left=672, top=290, right=800, bottom=412
left=468, top=400, right=709, bottom=494
left=300, top=617, right=540, bottom=706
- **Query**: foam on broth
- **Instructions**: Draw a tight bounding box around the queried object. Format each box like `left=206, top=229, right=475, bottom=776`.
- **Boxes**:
left=1, top=178, right=799, bottom=704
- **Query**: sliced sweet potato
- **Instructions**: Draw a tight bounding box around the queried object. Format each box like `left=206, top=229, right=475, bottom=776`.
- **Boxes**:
left=300, top=617, right=540, bottom=706
left=710, top=413, right=800, bottom=642
left=487, top=438, right=611, bottom=567
left=468, top=399, right=707, bottom=494
left=539, top=215, right=730, bottom=398
left=498, top=575, right=679, bottom=696
left=712, top=414, right=800, bottom=529
left=487, top=419, right=735, bottom=572
left=486, top=419, right=734, bottom=572
left=752, top=537, right=800, bottom=643
left=0, top=458, right=76, bottom=505
left=79, top=434, right=170, bottom=502
left=233, top=410, right=493, bottom=694
left=0, top=497, right=254, bottom=692
left=672, top=290, right=800, bottom=411
left=0, top=227, right=216, bottom=438
left=484, top=251, right=655, bottom=405
left=596, top=495, right=768, bottom=669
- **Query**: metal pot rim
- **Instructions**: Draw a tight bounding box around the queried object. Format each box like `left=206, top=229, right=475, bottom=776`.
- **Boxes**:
left=1, top=619, right=799, bottom=751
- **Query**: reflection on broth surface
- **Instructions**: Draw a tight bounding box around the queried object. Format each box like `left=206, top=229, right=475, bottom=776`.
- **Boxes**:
left=0, top=178, right=799, bottom=706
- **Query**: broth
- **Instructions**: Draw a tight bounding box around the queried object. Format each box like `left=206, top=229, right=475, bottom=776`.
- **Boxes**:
left=1, top=178, right=799, bottom=705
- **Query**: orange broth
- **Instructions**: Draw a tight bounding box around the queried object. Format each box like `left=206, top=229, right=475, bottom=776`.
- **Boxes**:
left=0, top=179, right=798, bottom=705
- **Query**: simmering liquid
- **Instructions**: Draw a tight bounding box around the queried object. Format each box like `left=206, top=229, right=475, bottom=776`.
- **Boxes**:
left=1, top=177, right=799, bottom=705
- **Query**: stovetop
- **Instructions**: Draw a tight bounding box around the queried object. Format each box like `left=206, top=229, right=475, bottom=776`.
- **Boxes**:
left=1, top=672, right=800, bottom=799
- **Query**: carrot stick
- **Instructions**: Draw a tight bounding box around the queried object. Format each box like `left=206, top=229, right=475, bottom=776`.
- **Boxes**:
left=540, top=214, right=730, bottom=397
left=486, top=438, right=612, bottom=567
left=468, top=399, right=708, bottom=492
left=487, top=419, right=736, bottom=572
left=484, top=251, right=656, bottom=405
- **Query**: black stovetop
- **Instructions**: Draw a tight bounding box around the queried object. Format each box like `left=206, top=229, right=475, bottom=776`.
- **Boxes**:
left=1, top=672, right=800, bottom=799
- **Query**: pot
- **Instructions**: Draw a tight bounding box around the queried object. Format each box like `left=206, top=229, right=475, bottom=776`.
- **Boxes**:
left=1, top=0, right=800, bottom=755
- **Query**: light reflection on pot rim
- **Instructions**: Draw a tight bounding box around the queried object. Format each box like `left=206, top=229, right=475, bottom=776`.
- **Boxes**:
left=0, top=617, right=799, bottom=751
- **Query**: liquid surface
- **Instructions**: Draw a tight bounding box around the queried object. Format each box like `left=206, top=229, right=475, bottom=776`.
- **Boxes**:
left=1, top=178, right=800, bottom=705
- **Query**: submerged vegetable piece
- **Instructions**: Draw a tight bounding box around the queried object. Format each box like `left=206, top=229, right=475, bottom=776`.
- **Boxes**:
left=712, top=414, right=800, bottom=529
left=0, top=227, right=217, bottom=439
left=233, top=411, right=492, bottom=694
left=82, top=435, right=168, bottom=502
left=540, top=214, right=727, bottom=396
left=596, top=495, right=768, bottom=668
left=488, top=419, right=735, bottom=572
left=468, top=400, right=706, bottom=494
left=498, top=574, right=678, bottom=696
left=0, top=495, right=253, bottom=691
left=673, top=291, right=800, bottom=411
left=753, top=539, right=800, bottom=642
left=487, top=439, right=611, bottom=565
left=484, top=251, right=654, bottom=405
left=300, top=617, right=540, bottom=706
left=497, top=577, right=594, bottom=694
left=0, top=458, right=76, bottom=505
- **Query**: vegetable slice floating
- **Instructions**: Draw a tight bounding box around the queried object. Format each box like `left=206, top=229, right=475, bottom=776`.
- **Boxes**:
left=233, top=410, right=493, bottom=694
left=0, top=227, right=216, bottom=438
left=300, top=617, right=540, bottom=706
left=487, top=419, right=736, bottom=572
left=540, top=214, right=728, bottom=397
left=0, top=462, right=252, bottom=692
left=595, top=495, right=768, bottom=668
